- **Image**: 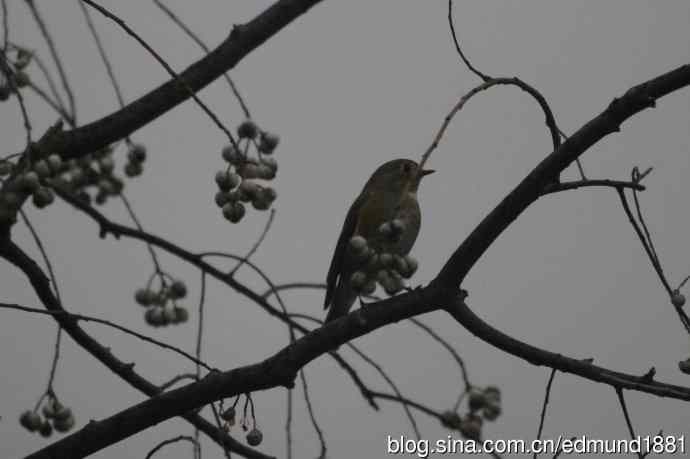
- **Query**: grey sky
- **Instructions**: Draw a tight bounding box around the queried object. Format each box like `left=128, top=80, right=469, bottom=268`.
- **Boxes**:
left=1, top=1, right=689, bottom=458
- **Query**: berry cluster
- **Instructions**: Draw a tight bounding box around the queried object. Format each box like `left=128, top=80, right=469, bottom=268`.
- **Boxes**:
left=19, top=397, right=75, bottom=437
left=0, top=143, right=132, bottom=222
left=135, top=279, right=189, bottom=327
left=221, top=406, right=263, bottom=446
left=347, top=219, right=419, bottom=296
left=0, top=47, right=32, bottom=101
left=214, top=120, right=279, bottom=223
left=123, top=143, right=147, bottom=178
left=440, top=386, right=501, bottom=441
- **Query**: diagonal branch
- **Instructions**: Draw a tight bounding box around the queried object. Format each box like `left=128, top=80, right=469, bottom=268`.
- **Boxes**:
left=0, top=237, right=272, bottom=459
left=22, top=0, right=324, bottom=160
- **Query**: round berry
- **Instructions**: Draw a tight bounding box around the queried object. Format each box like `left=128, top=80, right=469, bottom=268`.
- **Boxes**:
left=258, top=131, right=279, bottom=154
left=47, top=154, right=63, bottom=172
left=124, top=161, right=143, bottom=177
left=32, top=187, right=55, bottom=208
left=237, top=120, right=258, bottom=139
left=53, top=414, right=75, bottom=432
left=128, top=144, right=147, bottom=163
left=38, top=420, right=53, bottom=438
left=222, top=145, right=242, bottom=164
left=221, top=407, right=236, bottom=422
left=19, top=410, right=42, bottom=432
left=173, top=307, right=189, bottom=323
left=672, top=291, right=686, bottom=308
left=33, top=160, right=51, bottom=178
left=246, top=428, right=263, bottom=446
left=350, top=271, right=368, bottom=290
left=170, top=280, right=187, bottom=299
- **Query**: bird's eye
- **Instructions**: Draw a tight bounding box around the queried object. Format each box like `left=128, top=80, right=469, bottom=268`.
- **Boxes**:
left=402, top=163, right=412, bottom=174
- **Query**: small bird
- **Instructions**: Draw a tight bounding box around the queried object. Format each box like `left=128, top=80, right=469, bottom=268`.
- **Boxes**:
left=324, top=159, right=434, bottom=323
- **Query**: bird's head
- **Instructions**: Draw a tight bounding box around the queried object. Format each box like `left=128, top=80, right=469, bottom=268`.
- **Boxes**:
left=365, top=158, right=434, bottom=194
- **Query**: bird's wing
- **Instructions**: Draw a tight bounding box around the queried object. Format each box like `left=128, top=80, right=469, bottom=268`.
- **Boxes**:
left=324, top=191, right=368, bottom=310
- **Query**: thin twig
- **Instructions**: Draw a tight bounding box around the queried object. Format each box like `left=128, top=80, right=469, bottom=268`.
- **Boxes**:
left=152, top=0, right=251, bottom=118
left=145, top=435, right=199, bottom=459
left=285, top=387, right=293, bottom=459
left=119, top=194, right=163, bottom=275
left=616, top=187, right=690, bottom=333
left=19, top=210, right=63, bottom=391
left=408, top=317, right=471, bottom=390
left=447, top=0, right=489, bottom=81
left=541, top=179, right=645, bottom=195
left=77, top=0, right=126, bottom=108
left=80, top=0, right=238, bottom=149
left=25, top=0, right=76, bottom=119
left=230, top=208, right=275, bottom=276
left=0, top=302, right=214, bottom=370
left=533, top=369, right=557, bottom=459
left=299, top=370, right=327, bottom=459
left=615, top=388, right=647, bottom=459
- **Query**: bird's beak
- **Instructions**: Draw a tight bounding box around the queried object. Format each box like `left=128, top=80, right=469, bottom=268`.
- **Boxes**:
left=420, top=169, right=435, bottom=178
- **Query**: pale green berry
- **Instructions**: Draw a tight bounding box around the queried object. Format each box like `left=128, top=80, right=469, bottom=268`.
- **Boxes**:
left=215, top=170, right=234, bottom=191
left=258, top=131, right=279, bottom=154
left=262, top=187, right=277, bottom=203
left=99, top=156, right=115, bottom=174
left=246, top=428, right=263, bottom=446
left=239, top=180, right=259, bottom=199
left=242, top=163, right=260, bottom=179
left=135, top=288, right=153, bottom=306
left=221, top=407, right=236, bottom=422
left=33, top=160, right=51, bottom=178
left=14, top=71, right=30, bottom=88
left=252, top=194, right=271, bottom=211
left=32, top=187, right=55, bottom=208
left=379, top=253, right=393, bottom=268
left=128, top=144, right=147, bottom=163
left=163, top=306, right=176, bottom=324
left=222, top=145, right=242, bottom=164
left=403, top=255, right=418, bottom=277
left=260, top=156, right=278, bottom=171
left=170, top=280, right=187, bottom=299
left=378, top=222, right=392, bottom=237
left=47, top=154, right=62, bottom=172
left=482, top=404, right=501, bottom=421
left=215, top=190, right=229, bottom=207
left=361, top=280, right=377, bottom=295
left=468, top=390, right=486, bottom=412
left=349, top=235, right=368, bottom=254
left=53, top=414, right=75, bottom=432
left=20, top=171, right=40, bottom=192
left=38, top=420, right=53, bottom=437
left=350, top=271, right=368, bottom=290
left=173, top=307, right=189, bottom=323
left=124, top=161, right=143, bottom=177
left=671, top=291, right=686, bottom=308
left=20, top=410, right=42, bottom=432
left=237, top=120, right=258, bottom=139
left=0, top=161, right=13, bottom=176
left=98, top=179, right=115, bottom=195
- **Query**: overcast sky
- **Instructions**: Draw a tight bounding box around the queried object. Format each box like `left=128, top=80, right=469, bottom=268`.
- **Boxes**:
left=1, top=1, right=690, bottom=458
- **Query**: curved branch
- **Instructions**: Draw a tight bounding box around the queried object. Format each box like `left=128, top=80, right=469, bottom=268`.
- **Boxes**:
left=436, top=63, right=690, bottom=286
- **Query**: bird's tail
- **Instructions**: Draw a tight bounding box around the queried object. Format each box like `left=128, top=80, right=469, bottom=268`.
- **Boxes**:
left=324, top=278, right=358, bottom=324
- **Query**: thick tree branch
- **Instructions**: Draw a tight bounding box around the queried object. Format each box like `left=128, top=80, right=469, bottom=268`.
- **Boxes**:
left=436, top=63, right=690, bottom=286
left=0, top=238, right=272, bottom=459
left=16, top=63, right=690, bottom=459
left=25, top=0, right=324, bottom=159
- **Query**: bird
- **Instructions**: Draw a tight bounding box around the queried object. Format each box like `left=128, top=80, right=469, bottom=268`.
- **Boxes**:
left=324, top=158, right=434, bottom=323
